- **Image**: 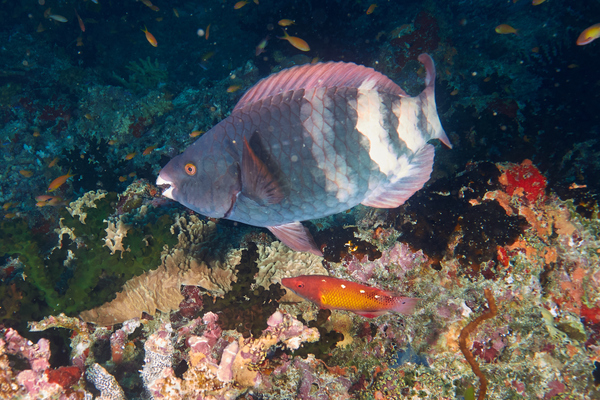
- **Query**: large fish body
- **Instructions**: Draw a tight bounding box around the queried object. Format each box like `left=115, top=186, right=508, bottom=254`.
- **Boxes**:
left=157, top=54, right=451, bottom=255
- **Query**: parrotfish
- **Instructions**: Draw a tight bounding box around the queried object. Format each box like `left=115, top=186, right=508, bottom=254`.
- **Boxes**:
left=157, top=54, right=451, bottom=255
left=281, top=275, right=419, bottom=318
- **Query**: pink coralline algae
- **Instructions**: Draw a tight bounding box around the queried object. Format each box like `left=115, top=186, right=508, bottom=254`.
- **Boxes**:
left=0, top=327, right=87, bottom=399
left=343, top=241, right=426, bottom=284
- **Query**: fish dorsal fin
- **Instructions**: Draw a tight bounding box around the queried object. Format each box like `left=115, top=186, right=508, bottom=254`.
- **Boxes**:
left=241, top=136, right=284, bottom=205
left=234, top=62, right=407, bottom=111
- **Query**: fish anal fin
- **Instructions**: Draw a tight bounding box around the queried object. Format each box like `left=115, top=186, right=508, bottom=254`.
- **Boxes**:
left=354, top=310, right=387, bottom=318
left=362, top=144, right=435, bottom=208
left=241, top=136, right=284, bottom=205
left=267, top=222, right=323, bottom=256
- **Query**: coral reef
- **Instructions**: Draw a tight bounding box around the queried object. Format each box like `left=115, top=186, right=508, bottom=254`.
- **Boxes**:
left=112, top=57, right=168, bottom=92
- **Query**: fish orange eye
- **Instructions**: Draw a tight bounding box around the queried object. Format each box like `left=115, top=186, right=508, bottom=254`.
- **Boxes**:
left=184, top=163, right=197, bottom=175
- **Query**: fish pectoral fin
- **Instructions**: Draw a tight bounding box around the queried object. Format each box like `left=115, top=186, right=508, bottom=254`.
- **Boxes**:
left=361, top=144, right=435, bottom=208
left=267, top=222, right=323, bottom=256
left=241, top=136, right=284, bottom=205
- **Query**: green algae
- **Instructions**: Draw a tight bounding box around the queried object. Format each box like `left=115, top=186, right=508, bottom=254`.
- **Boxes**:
left=0, top=192, right=177, bottom=318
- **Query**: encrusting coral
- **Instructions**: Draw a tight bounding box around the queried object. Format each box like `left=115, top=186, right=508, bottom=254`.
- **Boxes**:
left=80, top=214, right=234, bottom=325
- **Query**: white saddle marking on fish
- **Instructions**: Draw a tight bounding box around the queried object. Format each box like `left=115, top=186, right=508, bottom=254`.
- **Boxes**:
left=355, top=86, right=397, bottom=177
left=393, top=98, right=427, bottom=153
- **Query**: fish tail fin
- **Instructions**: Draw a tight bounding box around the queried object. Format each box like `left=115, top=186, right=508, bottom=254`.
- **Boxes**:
left=417, top=54, right=452, bottom=149
left=392, top=297, right=419, bottom=315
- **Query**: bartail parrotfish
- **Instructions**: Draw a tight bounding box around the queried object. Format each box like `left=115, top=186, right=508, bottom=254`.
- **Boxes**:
left=281, top=275, right=419, bottom=318
left=157, top=54, right=451, bottom=255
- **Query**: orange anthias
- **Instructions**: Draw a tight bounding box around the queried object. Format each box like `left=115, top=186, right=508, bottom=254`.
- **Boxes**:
left=577, top=23, right=600, bottom=46
left=278, top=30, right=310, bottom=51
left=281, top=275, right=419, bottom=318
left=142, top=26, right=157, bottom=47
left=48, top=170, right=76, bottom=192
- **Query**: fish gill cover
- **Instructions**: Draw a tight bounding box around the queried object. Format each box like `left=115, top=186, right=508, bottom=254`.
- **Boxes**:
left=0, top=0, right=599, bottom=399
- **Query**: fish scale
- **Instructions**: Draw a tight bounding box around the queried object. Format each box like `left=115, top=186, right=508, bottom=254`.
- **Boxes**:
left=157, top=54, right=451, bottom=255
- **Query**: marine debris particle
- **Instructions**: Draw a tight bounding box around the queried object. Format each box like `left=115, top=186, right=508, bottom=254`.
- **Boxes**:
left=458, top=288, right=498, bottom=400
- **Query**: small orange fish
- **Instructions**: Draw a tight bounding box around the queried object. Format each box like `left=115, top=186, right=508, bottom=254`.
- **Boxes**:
left=119, top=176, right=127, bottom=182
left=35, top=195, right=54, bottom=202
left=577, top=23, right=600, bottom=46
left=227, top=85, right=242, bottom=93
left=74, top=8, right=85, bottom=32
left=173, top=8, right=179, bottom=17
left=4, top=213, right=16, bottom=219
left=279, top=30, right=310, bottom=51
left=256, top=36, right=269, bottom=56
left=48, top=170, right=76, bottom=192
left=366, top=4, right=377, bottom=15
left=142, top=26, right=157, bottom=47
left=76, top=36, right=84, bottom=47
left=281, top=275, right=419, bottom=318
left=234, top=1, right=248, bottom=9
left=143, top=145, right=157, bottom=155
left=532, top=0, right=546, bottom=4
left=128, top=172, right=137, bottom=177
left=125, top=152, right=137, bottom=160
left=278, top=19, right=295, bottom=27
left=33, top=129, right=41, bottom=137
left=3, top=202, right=16, bottom=210
left=206, top=23, right=211, bottom=40
left=19, top=170, right=34, bottom=177
left=190, top=130, right=204, bottom=138
left=108, top=140, right=117, bottom=145
left=495, top=24, right=517, bottom=35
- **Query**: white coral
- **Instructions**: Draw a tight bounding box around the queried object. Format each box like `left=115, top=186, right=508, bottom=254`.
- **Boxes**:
left=103, top=219, right=130, bottom=257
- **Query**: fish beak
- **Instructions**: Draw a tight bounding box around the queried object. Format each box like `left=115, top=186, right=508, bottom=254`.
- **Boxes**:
left=156, top=175, right=174, bottom=199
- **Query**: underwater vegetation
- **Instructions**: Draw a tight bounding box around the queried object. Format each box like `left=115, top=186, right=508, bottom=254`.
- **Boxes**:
left=0, top=0, right=600, bottom=398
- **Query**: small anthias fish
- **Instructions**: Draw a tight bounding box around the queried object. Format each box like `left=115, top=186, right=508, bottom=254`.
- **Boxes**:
left=157, top=54, right=450, bottom=255
left=577, top=23, right=600, bottom=46
left=281, top=275, right=419, bottom=318
left=495, top=24, right=517, bottom=35
left=142, top=26, right=157, bottom=47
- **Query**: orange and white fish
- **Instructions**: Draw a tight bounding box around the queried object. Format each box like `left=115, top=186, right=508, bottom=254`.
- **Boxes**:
left=279, top=30, right=310, bottom=51
left=495, top=24, right=517, bottom=35
left=281, top=275, right=419, bottom=318
left=48, top=170, right=76, bottom=192
left=142, top=26, right=157, bottom=47
left=577, top=23, right=600, bottom=46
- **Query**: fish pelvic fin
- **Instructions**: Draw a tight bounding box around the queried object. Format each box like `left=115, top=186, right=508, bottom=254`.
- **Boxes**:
left=241, top=136, right=284, bottom=205
left=417, top=53, right=452, bottom=149
left=267, top=222, right=322, bottom=256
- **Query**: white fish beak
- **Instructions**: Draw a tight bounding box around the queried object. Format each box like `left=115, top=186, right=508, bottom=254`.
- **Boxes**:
left=156, top=175, right=174, bottom=199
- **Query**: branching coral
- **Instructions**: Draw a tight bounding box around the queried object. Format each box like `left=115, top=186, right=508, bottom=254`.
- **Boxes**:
left=458, top=289, right=498, bottom=400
